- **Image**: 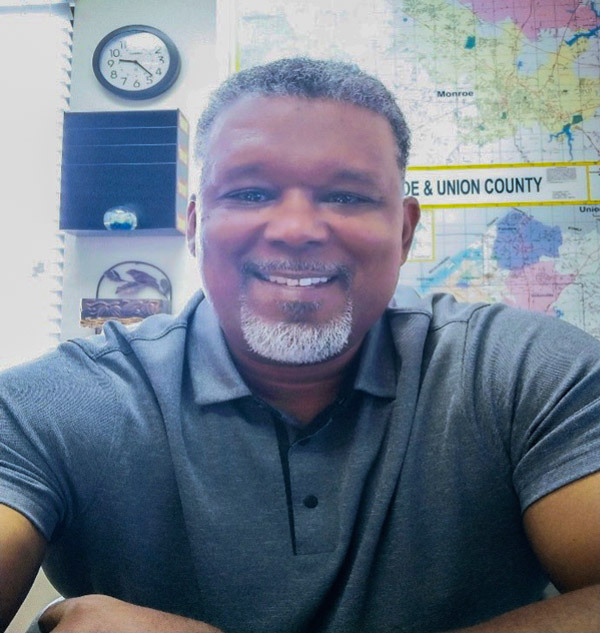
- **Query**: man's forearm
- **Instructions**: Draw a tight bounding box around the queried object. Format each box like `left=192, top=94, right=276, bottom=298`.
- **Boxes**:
left=38, top=595, right=223, bottom=633
left=454, top=584, right=600, bottom=633
left=39, top=585, right=600, bottom=633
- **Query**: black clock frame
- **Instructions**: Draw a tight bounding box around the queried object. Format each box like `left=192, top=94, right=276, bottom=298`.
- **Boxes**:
left=92, top=25, right=181, bottom=100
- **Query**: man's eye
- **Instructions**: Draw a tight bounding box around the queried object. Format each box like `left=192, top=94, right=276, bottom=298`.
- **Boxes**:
left=323, top=192, right=371, bottom=204
left=224, top=189, right=272, bottom=203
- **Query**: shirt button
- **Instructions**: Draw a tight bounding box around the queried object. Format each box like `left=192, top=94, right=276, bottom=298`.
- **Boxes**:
left=303, top=495, right=319, bottom=509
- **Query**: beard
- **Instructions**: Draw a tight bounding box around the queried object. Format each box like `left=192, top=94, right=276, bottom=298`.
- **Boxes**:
left=199, top=247, right=356, bottom=364
left=240, top=298, right=353, bottom=365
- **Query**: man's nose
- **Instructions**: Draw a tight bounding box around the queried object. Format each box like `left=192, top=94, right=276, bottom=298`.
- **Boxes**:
left=262, top=189, right=329, bottom=247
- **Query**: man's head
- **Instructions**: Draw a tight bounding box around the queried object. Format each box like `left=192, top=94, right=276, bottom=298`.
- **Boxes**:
left=194, top=57, right=411, bottom=174
left=188, top=58, right=420, bottom=367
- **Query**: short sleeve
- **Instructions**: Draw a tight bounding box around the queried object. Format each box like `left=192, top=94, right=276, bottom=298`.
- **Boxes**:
left=0, top=343, right=120, bottom=540
left=463, top=304, right=600, bottom=512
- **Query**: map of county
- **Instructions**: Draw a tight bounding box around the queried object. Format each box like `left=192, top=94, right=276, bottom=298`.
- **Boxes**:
left=493, top=211, right=563, bottom=269
left=233, top=0, right=600, bottom=338
left=397, top=0, right=600, bottom=164
left=463, top=0, right=599, bottom=41
left=236, top=0, right=600, bottom=165
left=403, top=206, right=600, bottom=339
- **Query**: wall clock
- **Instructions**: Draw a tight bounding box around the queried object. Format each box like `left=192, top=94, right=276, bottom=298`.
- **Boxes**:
left=92, top=25, right=181, bottom=100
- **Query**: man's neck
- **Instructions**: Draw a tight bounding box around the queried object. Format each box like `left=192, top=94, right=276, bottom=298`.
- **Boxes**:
left=231, top=342, right=363, bottom=425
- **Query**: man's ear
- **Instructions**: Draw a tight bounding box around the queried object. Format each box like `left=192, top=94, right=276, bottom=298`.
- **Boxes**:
left=186, top=195, right=197, bottom=257
left=400, top=196, right=421, bottom=265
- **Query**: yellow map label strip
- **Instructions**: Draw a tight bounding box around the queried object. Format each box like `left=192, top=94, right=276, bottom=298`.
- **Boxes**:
left=405, top=162, right=599, bottom=208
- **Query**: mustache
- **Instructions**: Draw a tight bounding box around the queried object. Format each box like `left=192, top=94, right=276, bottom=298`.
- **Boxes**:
left=241, top=260, right=353, bottom=281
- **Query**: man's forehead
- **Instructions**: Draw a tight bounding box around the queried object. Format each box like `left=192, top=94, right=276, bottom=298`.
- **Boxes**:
left=200, top=95, right=402, bottom=186
left=211, top=162, right=389, bottom=188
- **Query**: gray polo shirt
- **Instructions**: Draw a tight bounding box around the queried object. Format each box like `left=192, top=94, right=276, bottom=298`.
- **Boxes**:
left=1, top=287, right=599, bottom=632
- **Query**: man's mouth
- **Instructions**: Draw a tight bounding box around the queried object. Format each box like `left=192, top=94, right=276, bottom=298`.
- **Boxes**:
left=259, top=273, right=332, bottom=287
left=242, top=261, right=350, bottom=289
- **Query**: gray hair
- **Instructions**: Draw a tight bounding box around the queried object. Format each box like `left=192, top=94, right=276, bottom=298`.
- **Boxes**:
left=194, top=57, right=411, bottom=175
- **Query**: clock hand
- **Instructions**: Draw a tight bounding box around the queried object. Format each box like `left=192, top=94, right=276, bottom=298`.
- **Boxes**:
left=117, top=58, right=153, bottom=77
left=134, top=60, right=153, bottom=76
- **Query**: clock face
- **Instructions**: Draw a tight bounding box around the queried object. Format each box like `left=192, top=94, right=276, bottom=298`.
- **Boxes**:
left=93, top=26, right=180, bottom=99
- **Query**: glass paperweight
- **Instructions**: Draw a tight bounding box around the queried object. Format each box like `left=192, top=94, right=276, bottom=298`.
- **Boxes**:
left=103, top=207, right=138, bottom=231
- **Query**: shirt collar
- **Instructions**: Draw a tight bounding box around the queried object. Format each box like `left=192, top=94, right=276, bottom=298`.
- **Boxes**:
left=353, top=312, right=398, bottom=398
left=186, top=297, right=252, bottom=406
left=186, top=292, right=408, bottom=407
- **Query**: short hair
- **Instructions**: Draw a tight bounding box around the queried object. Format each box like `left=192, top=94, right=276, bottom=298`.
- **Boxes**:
left=194, top=57, right=411, bottom=175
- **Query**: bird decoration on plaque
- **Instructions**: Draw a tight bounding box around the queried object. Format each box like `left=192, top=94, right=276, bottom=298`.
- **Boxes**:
left=80, top=261, right=171, bottom=332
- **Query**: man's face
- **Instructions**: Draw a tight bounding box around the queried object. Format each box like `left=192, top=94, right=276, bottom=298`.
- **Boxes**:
left=192, top=95, right=419, bottom=365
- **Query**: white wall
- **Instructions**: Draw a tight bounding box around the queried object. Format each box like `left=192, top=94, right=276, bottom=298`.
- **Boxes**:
left=61, top=0, right=218, bottom=340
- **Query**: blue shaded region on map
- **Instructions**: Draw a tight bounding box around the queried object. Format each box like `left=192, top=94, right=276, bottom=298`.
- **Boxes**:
left=566, top=25, right=600, bottom=45
left=550, top=123, right=575, bottom=159
left=567, top=1, right=600, bottom=44
left=493, top=212, right=562, bottom=270
left=418, top=246, right=482, bottom=294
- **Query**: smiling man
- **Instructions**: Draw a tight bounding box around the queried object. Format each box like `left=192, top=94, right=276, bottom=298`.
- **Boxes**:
left=190, top=92, right=419, bottom=423
left=1, top=58, right=599, bottom=633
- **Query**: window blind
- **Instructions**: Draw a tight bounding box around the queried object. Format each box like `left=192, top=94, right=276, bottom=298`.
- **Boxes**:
left=0, top=1, right=72, bottom=370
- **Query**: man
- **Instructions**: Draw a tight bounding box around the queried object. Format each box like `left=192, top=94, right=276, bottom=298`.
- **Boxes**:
left=1, top=58, right=599, bottom=633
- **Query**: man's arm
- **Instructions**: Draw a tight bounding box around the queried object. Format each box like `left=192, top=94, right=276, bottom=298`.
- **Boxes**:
left=455, top=585, right=599, bottom=633
left=37, top=596, right=223, bottom=633
left=0, top=504, right=47, bottom=632
left=39, top=589, right=599, bottom=633
left=455, top=472, right=600, bottom=632
left=0, top=501, right=222, bottom=633
left=0, top=502, right=222, bottom=633
left=523, top=471, right=600, bottom=594
left=16, top=474, right=600, bottom=633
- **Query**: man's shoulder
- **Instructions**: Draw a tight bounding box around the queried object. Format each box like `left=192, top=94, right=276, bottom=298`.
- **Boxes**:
left=0, top=291, right=206, bottom=403
left=386, top=286, right=599, bottom=350
left=386, top=286, right=489, bottom=330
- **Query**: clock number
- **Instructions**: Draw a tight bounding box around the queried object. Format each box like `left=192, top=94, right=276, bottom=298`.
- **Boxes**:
left=156, top=67, right=162, bottom=76
left=133, top=80, right=141, bottom=88
left=107, top=59, right=115, bottom=67
left=122, top=78, right=128, bottom=85
left=155, top=47, right=162, bottom=53
left=159, top=56, right=165, bottom=63
left=110, top=70, right=117, bottom=79
left=146, top=76, right=153, bottom=84
left=110, top=48, right=120, bottom=57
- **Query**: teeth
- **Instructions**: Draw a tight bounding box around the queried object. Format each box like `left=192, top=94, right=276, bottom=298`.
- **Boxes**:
left=266, top=275, right=330, bottom=287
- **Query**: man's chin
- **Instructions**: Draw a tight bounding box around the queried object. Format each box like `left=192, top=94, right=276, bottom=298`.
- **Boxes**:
left=240, top=302, right=353, bottom=365
left=280, top=300, right=322, bottom=323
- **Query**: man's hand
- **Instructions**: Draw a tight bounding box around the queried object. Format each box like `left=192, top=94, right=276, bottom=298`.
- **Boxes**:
left=38, top=595, right=222, bottom=633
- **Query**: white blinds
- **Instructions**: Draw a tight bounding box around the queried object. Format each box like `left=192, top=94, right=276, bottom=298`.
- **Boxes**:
left=0, top=1, right=72, bottom=370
